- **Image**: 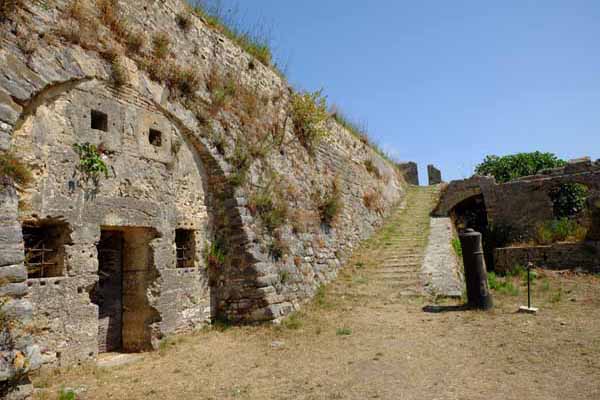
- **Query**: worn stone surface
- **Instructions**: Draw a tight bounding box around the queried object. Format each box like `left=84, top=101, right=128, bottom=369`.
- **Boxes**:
left=0, top=183, right=40, bottom=399
left=427, top=165, right=442, bottom=185
left=0, top=0, right=406, bottom=381
left=421, top=217, right=464, bottom=298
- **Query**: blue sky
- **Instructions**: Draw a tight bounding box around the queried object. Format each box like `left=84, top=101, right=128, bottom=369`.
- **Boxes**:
left=208, top=1, right=600, bottom=183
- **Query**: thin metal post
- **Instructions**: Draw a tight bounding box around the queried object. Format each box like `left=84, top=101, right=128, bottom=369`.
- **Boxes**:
left=527, top=262, right=532, bottom=309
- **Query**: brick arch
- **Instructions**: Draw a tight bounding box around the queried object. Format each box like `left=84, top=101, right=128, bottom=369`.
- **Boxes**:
left=9, top=76, right=273, bottom=323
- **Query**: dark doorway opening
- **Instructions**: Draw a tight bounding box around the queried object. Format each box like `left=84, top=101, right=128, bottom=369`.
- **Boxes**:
left=92, top=227, right=160, bottom=354
left=92, top=230, right=124, bottom=353
left=451, top=195, right=496, bottom=269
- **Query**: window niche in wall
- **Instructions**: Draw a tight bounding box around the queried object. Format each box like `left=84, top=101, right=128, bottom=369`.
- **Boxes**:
left=23, top=221, right=71, bottom=279
left=175, top=229, right=196, bottom=269
left=91, top=109, right=108, bottom=132
left=149, top=129, right=163, bottom=147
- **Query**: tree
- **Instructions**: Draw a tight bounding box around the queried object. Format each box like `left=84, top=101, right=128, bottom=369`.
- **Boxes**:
left=475, top=152, right=566, bottom=183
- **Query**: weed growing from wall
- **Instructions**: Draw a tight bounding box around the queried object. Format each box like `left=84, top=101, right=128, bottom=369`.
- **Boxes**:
left=291, top=90, right=328, bottom=154
left=549, top=183, right=589, bottom=219
left=73, top=143, right=109, bottom=186
left=0, top=152, right=32, bottom=187
left=0, top=0, right=22, bottom=22
left=314, top=179, right=343, bottom=226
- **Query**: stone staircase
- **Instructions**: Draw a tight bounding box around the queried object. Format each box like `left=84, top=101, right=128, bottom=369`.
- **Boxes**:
left=340, top=186, right=439, bottom=297
left=368, top=185, right=441, bottom=297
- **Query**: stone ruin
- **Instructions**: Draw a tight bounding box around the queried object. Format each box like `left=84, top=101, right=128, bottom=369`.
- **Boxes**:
left=427, top=164, right=442, bottom=185
left=435, top=158, right=600, bottom=273
left=0, top=1, right=407, bottom=397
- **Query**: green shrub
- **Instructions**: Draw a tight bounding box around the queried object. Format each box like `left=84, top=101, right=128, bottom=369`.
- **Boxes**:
left=536, top=218, right=587, bottom=244
left=0, top=152, right=32, bottom=187
left=73, top=143, right=109, bottom=184
left=168, top=66, right=201, bottom=98
left=475, top=152, right=566, bottom=183
left=290, top=90, right=329, bottom=153
left=549, top=183, right=589, bottom=219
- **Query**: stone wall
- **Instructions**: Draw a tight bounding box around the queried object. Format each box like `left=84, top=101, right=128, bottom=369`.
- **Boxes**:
left=495, top=242, right=600, bottom=274
left=427, top=165, right=442, bottom=185
left=398, top=162, right=419, bottom=185
left=0, top=0, right=406, bottom=377
left=435, top=159, right=600, bottom=241
left=0, top=180, right=41, bottom=400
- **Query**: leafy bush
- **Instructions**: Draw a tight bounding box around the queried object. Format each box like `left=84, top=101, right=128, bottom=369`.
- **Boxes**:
left=475, top=152, right=566, bottom=183
left=126, top=30, right=146, bottom=53
left=0, top=152, right=32, bottom=187
left=549, top=183, right=589, bottom=219
left=73, top=143, right=109, bottom=184
left=535, top=218, right=587, bottom=244
left=290, top=90, right=329, bottom=153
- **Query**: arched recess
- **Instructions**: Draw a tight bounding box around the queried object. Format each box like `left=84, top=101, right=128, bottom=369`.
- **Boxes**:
left=8, top=76, right=266, bottom=362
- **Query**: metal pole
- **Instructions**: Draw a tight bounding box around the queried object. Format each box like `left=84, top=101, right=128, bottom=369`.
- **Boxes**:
left=527, top=262, right=531, bottom=309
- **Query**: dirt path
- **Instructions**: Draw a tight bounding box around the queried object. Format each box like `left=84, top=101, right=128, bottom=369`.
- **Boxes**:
left=35, top=186, right=600, bottom=400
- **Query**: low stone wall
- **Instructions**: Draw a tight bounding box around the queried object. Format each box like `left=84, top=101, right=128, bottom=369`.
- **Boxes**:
left=494, top=242, right=600, bottom=274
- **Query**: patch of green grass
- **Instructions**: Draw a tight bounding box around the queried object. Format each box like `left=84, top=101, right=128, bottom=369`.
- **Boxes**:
left=451, top=237, right=462, bottom=258
left=488, top=272, right=519, bottom=296
left=541, top=278, right=551, bottom=292
left=336, top=327, right=352, bottom=336
left=282, top=312, right=303, bottom=330
left=58, top=388, right=76, bottom=400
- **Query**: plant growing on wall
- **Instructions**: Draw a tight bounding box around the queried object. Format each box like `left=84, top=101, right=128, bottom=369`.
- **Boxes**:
left=314, top=179, right=343, bottom=226
left=73, top=143, right=109, bottom=186
left=549, top=183, right=589, bottom=219
left=0, top=151, right=32, bottom=187
left=290, top=89, right=329, bottom=154
left=475, top=152, right=566, bottom=183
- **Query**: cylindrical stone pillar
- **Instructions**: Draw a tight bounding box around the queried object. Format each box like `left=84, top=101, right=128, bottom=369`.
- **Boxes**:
left=459, top=228, right=493, bottom=310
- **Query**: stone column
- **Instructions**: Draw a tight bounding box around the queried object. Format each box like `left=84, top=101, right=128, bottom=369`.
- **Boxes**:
left=0, top=178, right=41, bottom=400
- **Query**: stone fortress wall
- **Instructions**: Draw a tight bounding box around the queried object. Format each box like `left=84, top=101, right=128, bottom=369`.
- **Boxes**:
left=0, top=0, right=408, bottom=396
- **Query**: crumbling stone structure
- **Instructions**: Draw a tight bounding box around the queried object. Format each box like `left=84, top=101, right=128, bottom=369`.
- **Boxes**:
left=436, top=158, right=600, bottom=271
left=0, top=0, right=406, bottom=394
left=398, top=162, right=419, bottom=185
left=427, top=164, right=442, bottom=185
